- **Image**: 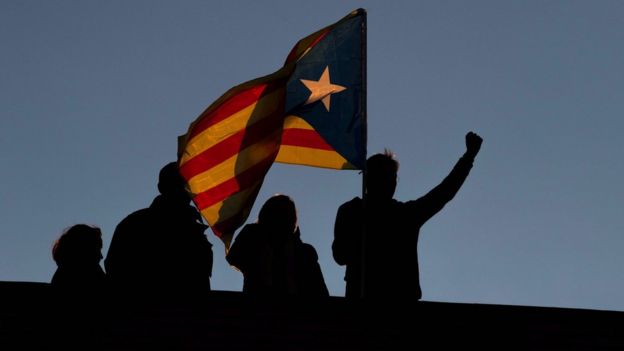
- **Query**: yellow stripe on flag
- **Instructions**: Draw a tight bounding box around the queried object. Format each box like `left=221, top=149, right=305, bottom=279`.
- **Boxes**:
left=186, top=130, right=282, bottom=191
left=199, top=181, right=263, bottom=226
left=283, top=115, right=315, bottom=130
left=276, top=145, right=353, bottom=169
left=180, top=87, right=284, bottom=165
left=276, top=115, right=354, bottom=169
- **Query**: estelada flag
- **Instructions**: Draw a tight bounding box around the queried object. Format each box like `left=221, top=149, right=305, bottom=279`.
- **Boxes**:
left=178, top=9, right=366, bottom=249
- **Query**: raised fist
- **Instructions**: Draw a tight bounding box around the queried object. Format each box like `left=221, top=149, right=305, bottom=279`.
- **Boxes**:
left=465, top=131, right=483, bottom=158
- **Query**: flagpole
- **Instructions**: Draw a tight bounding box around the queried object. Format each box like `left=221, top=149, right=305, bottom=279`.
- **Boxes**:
left=359, top=8, right=368, bottom=300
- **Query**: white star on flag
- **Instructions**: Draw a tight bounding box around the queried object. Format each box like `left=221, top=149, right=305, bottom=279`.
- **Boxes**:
left=300, top=66, right=346, bottom=112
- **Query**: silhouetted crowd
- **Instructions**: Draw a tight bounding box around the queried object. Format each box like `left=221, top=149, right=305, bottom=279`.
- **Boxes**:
left=51, top=132, right=482, bottom=300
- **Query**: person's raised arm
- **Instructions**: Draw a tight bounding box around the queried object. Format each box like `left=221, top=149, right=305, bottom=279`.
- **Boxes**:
left=410, top=131, right=483, bottom=224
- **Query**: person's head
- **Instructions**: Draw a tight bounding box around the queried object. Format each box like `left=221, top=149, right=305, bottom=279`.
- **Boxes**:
left=52, top=224, right=103, bottom=268
left=258, top=194, right=297, bottom=235
left=158, top=162, right=190, bottom=202
left=366, top=150, right=399, bottom=200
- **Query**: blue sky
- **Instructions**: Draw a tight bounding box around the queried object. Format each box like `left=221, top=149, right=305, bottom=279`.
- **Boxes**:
left=1, top=1, right=623, bottom=311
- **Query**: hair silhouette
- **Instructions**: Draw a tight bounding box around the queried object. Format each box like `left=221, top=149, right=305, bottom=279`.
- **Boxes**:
left=51, top=224, right=106, bottom=290
left=258, top=194, right=298, bottom=238
left=365, top=150, right=400, bottom=201
left=158, top=161, right=190, bottom=200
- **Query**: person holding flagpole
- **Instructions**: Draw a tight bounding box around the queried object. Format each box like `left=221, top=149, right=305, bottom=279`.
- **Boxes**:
left=332, top=131, right=483, bottom=300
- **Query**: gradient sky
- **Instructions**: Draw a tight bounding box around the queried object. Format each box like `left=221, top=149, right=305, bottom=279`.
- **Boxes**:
left=1, top=1, right=623, bottom=311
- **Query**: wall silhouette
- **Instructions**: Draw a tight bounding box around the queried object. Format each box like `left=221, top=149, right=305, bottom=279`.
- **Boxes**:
left=1, top=282, right=622, bottom=350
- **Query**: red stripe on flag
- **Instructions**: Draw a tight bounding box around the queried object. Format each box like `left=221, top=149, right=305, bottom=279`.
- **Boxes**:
left=189, top=84, right=274, bottom=140
left=210, top=222, right=228, bottom=241
left=180, top=112, right=283, bottom=181
left=193, top=151, right=278, bottom=210
left=284, top=29, right=331, bottom=65
left=281, top=128, right=335, bottom=151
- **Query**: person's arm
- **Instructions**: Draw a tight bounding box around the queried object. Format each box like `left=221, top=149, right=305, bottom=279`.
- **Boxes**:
left=332, top=200, right=359, bottom=266
left=225, top=225, right=253, bottom=271
left=104, top=216, right=134, bottom=279
left=411, top=131, right=483, bottom=224
left=301, top=244, right=330, bottom=297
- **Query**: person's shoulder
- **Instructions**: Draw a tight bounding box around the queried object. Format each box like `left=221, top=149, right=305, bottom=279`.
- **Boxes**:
left=400, top=196, right=425, bottom=208
left=227, top=224, right=262, bottom=265
left=239, top=223, right=261, bottom=235
left=50, top=268, right=64, bottom=285
left=339, top=197, right=363, bottom=210
left=112, top=207, right=153, bottom=237
left=117, top=207, right=150, bottom=225
left=232, top=223, right=263, bottom=243
left=347, top=196, right=362, bottom=205
left=391, top=198, right=407, bottom=206
left=298, top=242, right=319, bottom=262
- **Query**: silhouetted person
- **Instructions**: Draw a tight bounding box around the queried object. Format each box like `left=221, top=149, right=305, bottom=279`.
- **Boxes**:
left=227, top=195, right=329, bottom=297
left=105, top=162, right=213, bottom=295
left=51, top=224, right=106, bottom=290
left=333, top=131, right=483, bottom=300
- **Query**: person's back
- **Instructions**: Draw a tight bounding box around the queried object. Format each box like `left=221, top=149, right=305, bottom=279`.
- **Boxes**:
left=227, top=195, right=328, bottom=297
left=293, top=239, right=330, bottom=297
left=226, top=223, right=272, bottom=294
left=333, top=132, right=483, bottom=299
left=334, top=197, right=422, bottom=298
left=105, top=162, right=213, bottom=295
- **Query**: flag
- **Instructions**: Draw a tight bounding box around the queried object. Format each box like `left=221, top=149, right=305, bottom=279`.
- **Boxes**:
left=178, top=9, right=366, bottom=249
